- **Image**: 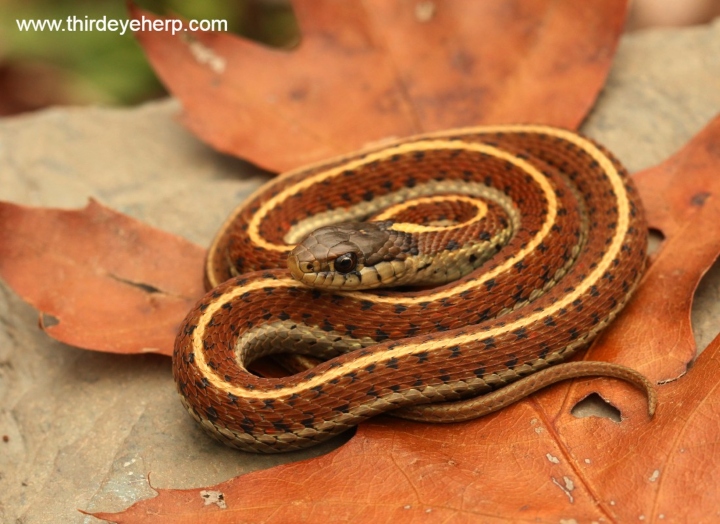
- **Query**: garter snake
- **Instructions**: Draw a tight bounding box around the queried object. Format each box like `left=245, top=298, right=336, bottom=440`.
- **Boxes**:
left=173, top=125, right=654, bottom=453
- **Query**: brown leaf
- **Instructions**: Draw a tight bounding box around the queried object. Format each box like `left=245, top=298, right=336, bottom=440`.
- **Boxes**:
left=582, top=114, right=720, bottom=380
left=91, top=115, right=720, bottom=522
left=0, top=200, right=205, bottom=355
left=133, top=0, right=627, bottom=171
left=91, top=341, right=720, bottom=523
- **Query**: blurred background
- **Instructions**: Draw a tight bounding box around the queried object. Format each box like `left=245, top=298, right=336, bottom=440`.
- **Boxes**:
left=0, top=0, right=718, bottom=116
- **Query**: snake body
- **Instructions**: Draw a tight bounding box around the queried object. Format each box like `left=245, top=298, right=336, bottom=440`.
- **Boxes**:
left=173, top=125, right=649, bottom=453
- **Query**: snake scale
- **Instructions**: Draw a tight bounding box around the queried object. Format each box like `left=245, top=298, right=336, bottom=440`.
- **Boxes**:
left=173, top=125, right=653, bottom=453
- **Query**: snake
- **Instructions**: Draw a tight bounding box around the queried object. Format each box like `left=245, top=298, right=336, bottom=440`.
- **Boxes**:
left=173, top=125, right=655, bottom=453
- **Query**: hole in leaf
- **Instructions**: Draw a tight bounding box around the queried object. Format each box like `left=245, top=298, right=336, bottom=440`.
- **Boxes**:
left=571, top=393, right=622, bottom=422
left=647, top=227, right=665, bottom=256
left=40, top=313, right=59, bottom=328
left=691, top=253, right=720, bottom=356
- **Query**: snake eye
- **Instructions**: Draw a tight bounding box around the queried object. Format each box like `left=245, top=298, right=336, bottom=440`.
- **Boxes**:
left=334, top=252, right=358, bottom=274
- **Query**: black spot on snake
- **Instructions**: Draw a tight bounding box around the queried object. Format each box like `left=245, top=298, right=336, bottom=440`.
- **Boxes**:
left=206, top=406, right=218, bottom=422
left=311, top=385, right=324, bottom=395
left=535, top=347, right=549, bottom=361
left=513, top=327, right=528, bottom=340
left=272, top=421, right=291, bottom=431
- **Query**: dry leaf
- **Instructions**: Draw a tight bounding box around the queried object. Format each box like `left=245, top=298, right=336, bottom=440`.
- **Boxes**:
left=2, top=2, right=718, bottom=518
left=132, top=0, right=627, bottom=171
left=92, top=336, right=720, bottom=522
left=88, top=346, right=720, bottom=523
left=90, top=115, right=720, bottom=522
left=0, top=199, right=205, bottom=355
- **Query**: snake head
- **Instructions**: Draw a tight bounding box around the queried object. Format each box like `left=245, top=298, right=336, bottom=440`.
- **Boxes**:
left=287, top=221, right=413, bottom=290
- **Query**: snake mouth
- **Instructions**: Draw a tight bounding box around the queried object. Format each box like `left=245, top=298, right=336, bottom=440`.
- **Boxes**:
left=287, top=248, right=314, bottom=283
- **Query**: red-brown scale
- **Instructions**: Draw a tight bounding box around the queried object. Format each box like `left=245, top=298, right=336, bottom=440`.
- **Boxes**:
left=176, top=129, right=647, bottom=452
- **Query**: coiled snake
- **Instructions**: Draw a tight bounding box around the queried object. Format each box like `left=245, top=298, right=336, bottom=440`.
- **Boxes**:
left=173, top=125, right=655, bottom=453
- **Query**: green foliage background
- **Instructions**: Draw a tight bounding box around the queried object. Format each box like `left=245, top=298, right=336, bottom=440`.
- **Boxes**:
left=0, top=0, right=297, bottom=109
